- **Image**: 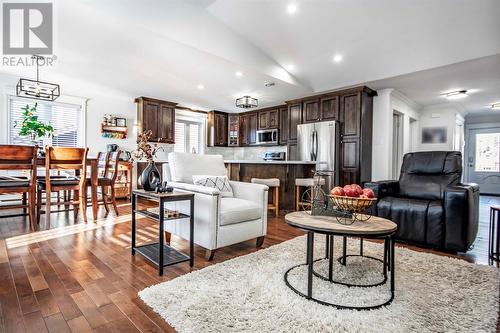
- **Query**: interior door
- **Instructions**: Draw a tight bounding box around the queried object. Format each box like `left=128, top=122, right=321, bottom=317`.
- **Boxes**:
left=467, top=127, right=500, bottom=195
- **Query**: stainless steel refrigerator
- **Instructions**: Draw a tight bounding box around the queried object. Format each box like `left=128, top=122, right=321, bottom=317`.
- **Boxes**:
left=297, top=120, right=339, bottom=187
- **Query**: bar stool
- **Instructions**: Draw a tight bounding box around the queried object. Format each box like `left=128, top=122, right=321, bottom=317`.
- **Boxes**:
left=489, top=206, right=500, bottom=265
left=251, top=178, right=280, bottom=217
left=295, top=178, right=325, bottom=211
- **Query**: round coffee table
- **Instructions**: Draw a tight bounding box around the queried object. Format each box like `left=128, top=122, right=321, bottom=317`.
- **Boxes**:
left=284, top=211, right=397, bottom=310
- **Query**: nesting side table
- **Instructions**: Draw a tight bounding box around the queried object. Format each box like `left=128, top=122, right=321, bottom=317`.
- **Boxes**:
left=131, top=190, right=194, bottom=275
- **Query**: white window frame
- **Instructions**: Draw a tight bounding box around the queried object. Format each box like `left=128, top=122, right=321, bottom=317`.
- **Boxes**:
left=4, top=89, right=87, bottom=147
left=175, top=109, right=206, bottom=154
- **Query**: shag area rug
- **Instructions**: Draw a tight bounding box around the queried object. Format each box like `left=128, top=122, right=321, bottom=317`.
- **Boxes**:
left=139, top=235, right=500, bottom=333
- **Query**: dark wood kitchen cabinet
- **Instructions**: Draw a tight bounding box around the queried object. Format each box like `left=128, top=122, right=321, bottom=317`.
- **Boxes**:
left=320, top=95, right=339, bottom=121
left=248, top=112, right=258, bottom=145
left=258, top=108, right=279, bottom=129
left=338, top=87, right=374, bottom=186
left=285, top=86, right=375, bottom=186
left=279, top=107, right=288, bottom=145
left=303, top=99, right=320, bottom=123
left=239, top=114, right=248, bottom=146
left=207, top=111, right=228, bottom=147
left=288, top=103, right=302, bottom=142
left=228, top=114, right=239, bottom=146
left=135, top=97, right=177, bottom=143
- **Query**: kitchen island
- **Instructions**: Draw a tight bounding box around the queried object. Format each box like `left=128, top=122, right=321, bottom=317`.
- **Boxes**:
left=224, top=160, right=324, bottom=212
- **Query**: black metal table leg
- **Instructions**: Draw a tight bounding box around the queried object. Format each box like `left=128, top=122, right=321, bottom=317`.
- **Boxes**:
left=307, top=231, right=314, bottom=298
left=342, top=236, right=347, bottom=266
left=360, top=237, right=364, bottom=256
left=189, top=197, right=194, bottom=267
left=328, top=235, right=334, bottom=281
left=497, top=209, right=500, bottom=262
left=390, top=236, right=395, bottom=293
left=131, top=193, right=136, bottom=255
left=159, top=199, right=164, bottom=276
left=383, top=237, right=388, bottom=278
left=325, top=235, right=330, bottom=258
left=489, top=208, right=494, bottom=262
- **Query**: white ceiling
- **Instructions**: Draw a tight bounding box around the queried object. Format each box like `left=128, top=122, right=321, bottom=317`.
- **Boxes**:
left=367, top=54, right=500, bottom=114
left=1, top=0, right=499, bottom=113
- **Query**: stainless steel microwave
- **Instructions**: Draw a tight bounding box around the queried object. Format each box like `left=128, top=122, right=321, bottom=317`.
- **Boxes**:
left=256, top=129, right=278, bottom=145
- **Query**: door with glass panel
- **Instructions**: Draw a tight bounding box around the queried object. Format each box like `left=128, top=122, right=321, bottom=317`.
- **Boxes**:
left=467, top=128, right=500, bottom=195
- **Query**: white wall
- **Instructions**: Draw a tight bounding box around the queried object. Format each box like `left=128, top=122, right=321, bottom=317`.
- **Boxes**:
left=371, top=89, right=421, bottom=181
left=417, top=104, right=465, bottom=152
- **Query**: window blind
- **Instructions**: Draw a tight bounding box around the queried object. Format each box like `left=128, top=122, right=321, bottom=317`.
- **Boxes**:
left=174, top=120, right=202, bottom=153
left=174, top=122, right=186, bottom=152
left=8, top=97, right=83, bottom=147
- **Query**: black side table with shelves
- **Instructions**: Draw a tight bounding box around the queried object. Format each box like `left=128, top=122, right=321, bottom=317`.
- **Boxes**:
left=131, top=190, right=194, bottom=275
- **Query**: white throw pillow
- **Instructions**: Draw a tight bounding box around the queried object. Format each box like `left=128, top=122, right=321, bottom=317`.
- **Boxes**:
left=192, top=175, right=233, bottom=197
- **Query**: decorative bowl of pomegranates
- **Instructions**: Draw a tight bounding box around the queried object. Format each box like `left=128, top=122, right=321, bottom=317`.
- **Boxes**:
left=329, top=184, right=376, bottom=221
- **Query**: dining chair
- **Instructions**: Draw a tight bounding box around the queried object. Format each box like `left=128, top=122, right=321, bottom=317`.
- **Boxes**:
left=37, top=146, right=88, bottom=226
left=0, top=144, right=38, bottom=230
left=87, top=151, right=120, bottom=216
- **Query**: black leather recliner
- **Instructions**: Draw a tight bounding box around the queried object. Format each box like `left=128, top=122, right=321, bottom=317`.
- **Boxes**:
left=365, top=151, right=479, bottom=252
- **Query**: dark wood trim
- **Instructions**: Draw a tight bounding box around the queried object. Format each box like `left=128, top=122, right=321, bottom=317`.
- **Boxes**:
left=134, top=96, right=178, bottom=106
left=175, top=105, right=208, bottom=114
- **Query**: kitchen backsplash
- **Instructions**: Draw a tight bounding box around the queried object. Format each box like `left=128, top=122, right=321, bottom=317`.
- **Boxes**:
left=151, top=145, right=287, bottom=161
left=206, top=146, right=287, bottom=160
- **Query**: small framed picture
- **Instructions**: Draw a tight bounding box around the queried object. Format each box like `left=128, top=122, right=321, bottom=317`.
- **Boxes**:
left=115, top=118, right=127, bottom=127
left=422, top=126, right=447, bottom=144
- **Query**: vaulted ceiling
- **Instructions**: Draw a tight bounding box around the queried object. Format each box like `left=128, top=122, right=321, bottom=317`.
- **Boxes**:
left=1, top=0, right=499, bottom=113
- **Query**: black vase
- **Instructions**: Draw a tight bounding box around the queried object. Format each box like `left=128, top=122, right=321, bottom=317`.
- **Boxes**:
left=140, top=162, right=161, bottom=191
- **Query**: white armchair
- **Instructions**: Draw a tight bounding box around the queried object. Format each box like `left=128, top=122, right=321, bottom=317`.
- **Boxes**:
left=162, top=152, right=268, bottom=260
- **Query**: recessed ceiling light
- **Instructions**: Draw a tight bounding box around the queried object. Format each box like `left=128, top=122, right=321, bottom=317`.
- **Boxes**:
left=443, top=90, right=467, bottom=99
left=287, top=3, right=297, bottom=14
left=285, top=64, right=295, bottom=71
left=333, top=54, right=343, bottom=63
left=492, top=102, right=500, bottom=110
left=235, top=71, right=243, bottom=77
left=197, top=84, right=205, bottom=90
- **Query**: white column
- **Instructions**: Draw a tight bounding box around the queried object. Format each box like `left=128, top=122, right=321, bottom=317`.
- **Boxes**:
left=371, top=89, right=393, bottom=181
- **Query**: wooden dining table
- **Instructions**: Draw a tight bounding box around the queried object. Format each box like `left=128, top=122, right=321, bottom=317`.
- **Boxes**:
left=36, top=156, right=100, bottom=221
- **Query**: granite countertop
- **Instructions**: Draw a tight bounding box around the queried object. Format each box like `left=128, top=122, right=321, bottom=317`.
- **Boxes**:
left=223, top=160, right=322, bottom=165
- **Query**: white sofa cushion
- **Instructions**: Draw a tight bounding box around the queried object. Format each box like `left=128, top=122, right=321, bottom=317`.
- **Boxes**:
left=193, top=175, right=233, bottom=197
left=168, top=152, right=226, bottom=184
left=220, top=198, right=262, bottom=226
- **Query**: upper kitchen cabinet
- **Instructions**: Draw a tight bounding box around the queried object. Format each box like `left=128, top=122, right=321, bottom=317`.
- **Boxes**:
left=228, top=114, right=239, bottom=147
left=135, top=97, right=177, bottom=143
left=239, top=114, right=248, bottom=146
left=258, top=108, right=279, bottom=129
left=303, top=96, right=338, bottom=123
left=279, top=107, right=288, bottom=145
left=320, top=95, right=339, bottom=121
left=248, top=112, right=258, bottom=145
left=287, top=103, right=302, bottom=142
left=339, top=92, right=361, bottom=137
left=303, top=99, right=320, bottom=123
left=207, top=111, right=228, bottom=147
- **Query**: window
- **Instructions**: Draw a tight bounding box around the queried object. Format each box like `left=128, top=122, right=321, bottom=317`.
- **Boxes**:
left=475, top=132, right=500, bottom=172
left=173, top=110, right=206, bottom=154
left=8, top=96, right=83, bottom=147
left=174, top=120, right=202, bottom=153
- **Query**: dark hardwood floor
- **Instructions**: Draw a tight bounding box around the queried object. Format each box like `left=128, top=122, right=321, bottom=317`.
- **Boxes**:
left=0, top=196, right=498, bottom=333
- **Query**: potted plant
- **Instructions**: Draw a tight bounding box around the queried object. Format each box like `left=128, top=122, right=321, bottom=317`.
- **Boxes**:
left=132, top=130, right=163, bottom=191
left=14, top=103, right=54, bottom=144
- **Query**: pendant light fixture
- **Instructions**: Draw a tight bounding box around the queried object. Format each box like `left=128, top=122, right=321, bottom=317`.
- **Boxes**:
left=16, top=55, right=60, bottom=101
left=236, top=95, right=258, bottom=109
